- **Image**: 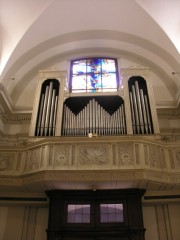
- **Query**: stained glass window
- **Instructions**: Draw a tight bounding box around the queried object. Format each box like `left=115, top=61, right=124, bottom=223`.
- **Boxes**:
left=70, top=58, right=118, bottom=92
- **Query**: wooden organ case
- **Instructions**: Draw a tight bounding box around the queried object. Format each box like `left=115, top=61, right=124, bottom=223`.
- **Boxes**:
left=46, top=189, right=146, bottom=240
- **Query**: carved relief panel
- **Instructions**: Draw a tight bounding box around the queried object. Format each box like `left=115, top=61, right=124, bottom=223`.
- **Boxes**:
left=117, top=143, right=134, bottom=167
left=0, top=152, right=15, bottom=171
left=78, top=144, right=109, bottom=167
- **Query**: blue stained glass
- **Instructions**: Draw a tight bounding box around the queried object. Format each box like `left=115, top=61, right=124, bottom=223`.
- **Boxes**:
left=87, top=59, right=101, bottom=73
left=87, top=73, right=101, bottom=92
left=71, top=58, right=118, bottom=92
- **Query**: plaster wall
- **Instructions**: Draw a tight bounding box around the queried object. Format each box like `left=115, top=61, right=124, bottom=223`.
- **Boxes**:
left=0, top=203, right=179, bottom=240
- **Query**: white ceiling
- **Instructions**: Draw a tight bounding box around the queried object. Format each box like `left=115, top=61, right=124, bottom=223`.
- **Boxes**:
left=0, top=0, right=180, bottom=108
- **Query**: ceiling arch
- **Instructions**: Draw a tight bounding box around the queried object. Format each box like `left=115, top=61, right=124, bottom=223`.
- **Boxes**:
left=11, top=46, right=176, bottom=105
left=1, top=0, right=180, bottom=108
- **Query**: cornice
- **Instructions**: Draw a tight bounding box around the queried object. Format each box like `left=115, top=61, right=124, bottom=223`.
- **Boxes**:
left=157, top=107, right=180, bottom=119
left=0, top=83, right=32, bottom=123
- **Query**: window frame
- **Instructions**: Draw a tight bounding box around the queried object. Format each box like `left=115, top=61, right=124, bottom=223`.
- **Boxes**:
left=63, top=200, right=94, bottom=227
left=63, top=200, right=126, bottom=228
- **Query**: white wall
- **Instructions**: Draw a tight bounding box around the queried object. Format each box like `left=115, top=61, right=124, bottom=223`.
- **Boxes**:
left=0, top=203, right=179, bottom=240
left=143, top=204, right=180, bottom=240
left=0, top=206, right=48, bottom=240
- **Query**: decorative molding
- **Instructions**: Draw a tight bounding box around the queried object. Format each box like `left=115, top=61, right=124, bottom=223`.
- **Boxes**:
left=0, top=83, right=32, bottom=123
left=121, top=67, right=149, bottom=78
left=0, top=170, right=179, bottom=191
left=157, top=108, right=180, bottom=119
left=0, top=138, right=180, bottom=192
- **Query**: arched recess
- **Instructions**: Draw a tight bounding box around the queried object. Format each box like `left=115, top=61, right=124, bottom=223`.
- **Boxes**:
left=128, top=76, right=153, bottom=134
left=35, top=79, right=60, bottom=136
left=29, top=70, right=66, bottom=137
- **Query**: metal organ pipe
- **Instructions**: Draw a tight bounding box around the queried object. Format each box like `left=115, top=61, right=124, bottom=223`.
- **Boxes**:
left=129, top=80, right=153, bottom=134
left=140, top=89, right=148, bottom=134
left=40, top=86, right=49, bottom=136
left=62, top=99, right=126, bottom=136
left=132, top=85, right=140, bottom=134
left=37, top=94, right=45, bottom=136
left=121, top=104, right=126, bottom=134
left=49, top=90, right=56, bottom=136
left=129, top=92, right=136, bottom=133
left=36, top=80, right=59, bottom=137
left=53, top=96, right=58, bottom=136
left=45, top=82, right=53, bottom=136
left=144, top=95, right=152, bottom=133
left=135, top=81, right=144, bottom=134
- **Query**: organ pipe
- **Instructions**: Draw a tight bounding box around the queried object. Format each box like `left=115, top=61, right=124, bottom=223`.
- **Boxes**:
left=45, top=82, right=53, bottom=136
left=62, top=98, right=126, bottom=136
left=129, top=92, right=136, bottom=133
left=37, top=94, right=45, bottom=136
left=140, top=89, right=148, bottom=134
left=144, top=95, right=152, bottom=134
left=40, top=86, right=49, bottom=136
left=135, top=81, right=144, bottom=134
left=36, top=80, right=59, bottom=137
left=129, top=80, right=153, bottom=134
left=132, top=85, right=140, bottom=134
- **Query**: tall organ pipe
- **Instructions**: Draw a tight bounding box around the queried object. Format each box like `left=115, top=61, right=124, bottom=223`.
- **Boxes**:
left=132, top=85, right=140, bottom=134
left=135, top=81, right=144, bottom=134
left=144, top=95, right=152, bottom=133
left=140, top=89, right=148, bottom=134
left=45, top=82, right=53, bottom=136
left=49, top=90, right=56, bottom=136
left=37, top=94, right=45, bottom=136
left=122, top=104, right=126, bottom=134
left=53, top=96, right=58, bottom=136
left=40, top=86, right=49, bottom=136
left=129, top=92, right=136, bottom=133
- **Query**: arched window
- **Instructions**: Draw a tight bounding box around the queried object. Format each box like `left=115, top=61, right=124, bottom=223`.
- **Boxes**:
left=70, top=58, right=119, bottom=92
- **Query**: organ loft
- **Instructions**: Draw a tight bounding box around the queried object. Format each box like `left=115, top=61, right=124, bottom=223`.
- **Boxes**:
left=29, top=58, right=160, bottom=240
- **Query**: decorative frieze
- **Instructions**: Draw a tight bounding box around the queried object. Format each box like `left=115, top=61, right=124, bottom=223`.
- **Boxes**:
left=0, top=138, right=180, bottom=190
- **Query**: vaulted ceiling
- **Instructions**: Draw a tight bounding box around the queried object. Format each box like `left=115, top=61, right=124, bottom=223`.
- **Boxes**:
left=0, top=0, right=180, bottom=109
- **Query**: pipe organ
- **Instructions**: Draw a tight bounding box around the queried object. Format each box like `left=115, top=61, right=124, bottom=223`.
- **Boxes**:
left=61, top=96, right=126, bottom=136
left=30, top=69, right=159, bottom=137
left=128, top=76, right=153, bottom=134
left=35, top=79, right=59, bottom=136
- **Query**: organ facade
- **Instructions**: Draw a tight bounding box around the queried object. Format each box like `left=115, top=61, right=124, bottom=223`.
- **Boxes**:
left=29, top=66, right=159, bottom=138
